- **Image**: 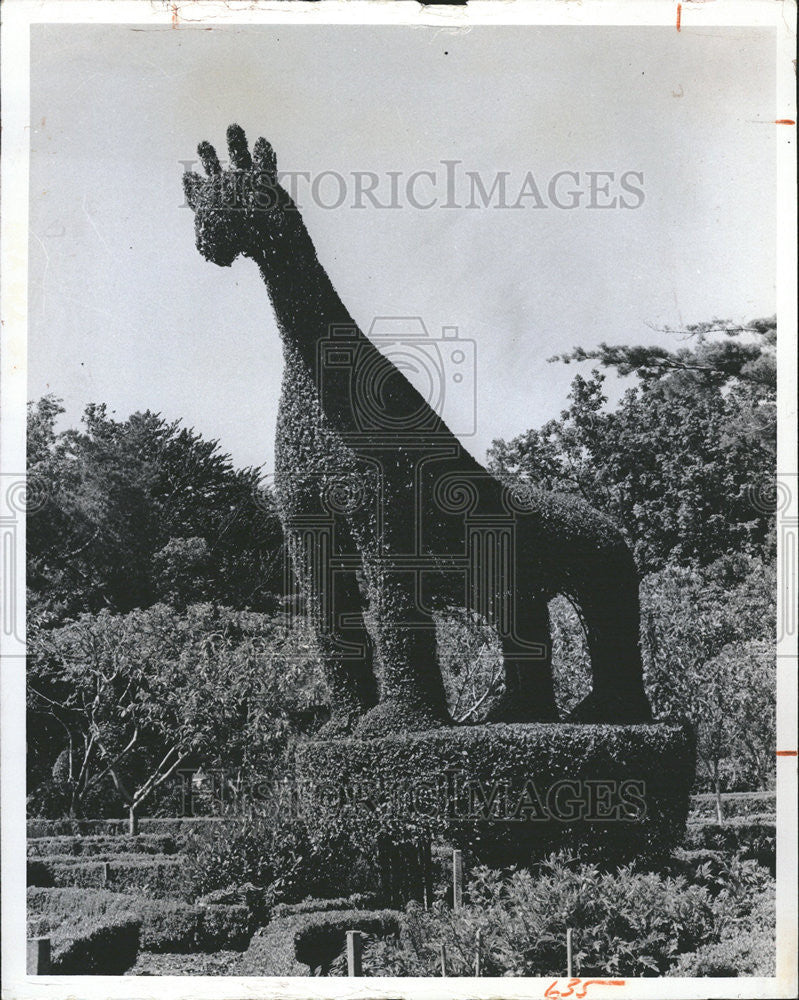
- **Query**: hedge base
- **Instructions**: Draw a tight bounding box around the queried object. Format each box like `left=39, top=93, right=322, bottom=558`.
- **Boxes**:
left=294, top=721, right=695, bottom=869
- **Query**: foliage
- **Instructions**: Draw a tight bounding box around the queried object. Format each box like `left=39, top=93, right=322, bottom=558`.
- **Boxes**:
left=354, top=854, right=720, bottom=977
left=233, top=908, right=400, bottom=976
left=549, top=595, right=592, bottom=717
left=26, top=816, right=225, bottom=838
left=28, top=854, right=186, bottom=898
left=27, top=833, right=179, bottom=857
left=640, top=557, right=776, bottom=798
left=182, top=813, right=370, bottom=915
left=126, top=950, right=241, bottom=975
left=27, top=604, right=328, bottom=819
left=670, top=878, right=774, bottom=976
left=294, top=721, right=696, bottom=869
left=488, top=317, right=776, bottom=572
left=689, top=790, right=775, bottom=820
left=685, top=818, right=776, bottom=871
left=435, top=608, right=504, bottom=723
left=27, top=886, right=251, bottom=957
left=549, top=555, right=776, bottom=799
left=27, top=887, right=142, bottom=974
left=27, top=396, right=284, bottom=623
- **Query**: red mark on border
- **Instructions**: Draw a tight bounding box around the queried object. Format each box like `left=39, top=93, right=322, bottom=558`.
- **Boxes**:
left=774, top=119, right=795, bottom=125
left=776, top=750, right=797, bottom=756
left=545, top=980, right=626, bottom=999
left=171, top=4, right=178, bottom=28
left=676, top=4, right=682, bottom=31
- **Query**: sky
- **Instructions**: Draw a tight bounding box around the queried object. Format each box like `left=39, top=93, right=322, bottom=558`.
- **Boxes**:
left=28, top=23, right=776, bottom=472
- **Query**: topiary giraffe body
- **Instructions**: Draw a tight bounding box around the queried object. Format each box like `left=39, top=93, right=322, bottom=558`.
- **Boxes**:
left=183, top=125, right=652, bottom=734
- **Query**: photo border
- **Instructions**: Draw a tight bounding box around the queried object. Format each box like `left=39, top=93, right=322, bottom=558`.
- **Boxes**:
left=2, top=2, right=796, bottom=998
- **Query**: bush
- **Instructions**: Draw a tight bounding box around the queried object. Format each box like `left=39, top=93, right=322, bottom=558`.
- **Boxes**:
left=294, top=721, right=696, bottom=871
left=689, top=790, right=775, bottom=821
left=670, top=889, right=775, bottom=976
left=183, top=813, right=374, bottom=912
left=685, top=818, right=776, bottom=871
left=125, top=950, right=241, bottom=975
left=137, top=900, right=251, bottom=952
left=27, top=888, right=141, bottom=974
left=233, top=908, right=400, bottom=976
left=28, top=854, right=185, bottom=897
left=354, top=855, right=719, bottom=977
left=271, top=893, right=377, bottom=918
left=27, top=833, right=179, bottom=857
left=26, top=816, right=225, bottom=839
left=670, top=928, right=774, bottom=976
left=27, top=887, right=251, bottom=956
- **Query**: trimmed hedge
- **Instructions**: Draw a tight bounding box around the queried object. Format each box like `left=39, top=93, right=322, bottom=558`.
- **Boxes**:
left=294, top=721, right=695, bottom=867
left=28, top=854, right=186, bottom=897
left=28, top=887, right=251, bottom=955
left=137, top=900, right=251, bottom=952
left=125, top=950, right=241, bottom=975
left=51, top=915, right=141, bottom=974
left=26, top=816, right=226, bottom=839
left=685, top=818, right=776, bottom=871
left=27, top=833, right=179, bottom=857
left=233, top=908, right=400, bottom=976
left=271, top=893, right=377, bottom=918
left=27, top=889, right=141, bottom=974
left=689, top=791, right=775, bottom=821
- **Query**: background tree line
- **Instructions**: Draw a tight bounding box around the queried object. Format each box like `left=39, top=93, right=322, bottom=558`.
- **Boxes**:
left=27, top=317, right=777, bottom=821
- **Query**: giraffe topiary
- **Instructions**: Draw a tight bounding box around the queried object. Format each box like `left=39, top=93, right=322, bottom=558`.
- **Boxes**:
left=182, top=125, right=652, bottom=736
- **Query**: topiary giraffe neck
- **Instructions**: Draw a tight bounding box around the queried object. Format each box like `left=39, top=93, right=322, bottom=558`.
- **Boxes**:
left=250, top=210, right=367, bottom=369
left=249, top=204, right=450, bottom=442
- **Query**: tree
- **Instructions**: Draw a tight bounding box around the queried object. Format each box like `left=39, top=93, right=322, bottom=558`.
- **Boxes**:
left=27, top=397, right=285, bottom=621
left=546, top=554, right=776, bottom=807
left=640, top=556, right=776, bottom=812
left=27, top=604, right=328, bottom=827
left=487, top=317, right=776, bottom=571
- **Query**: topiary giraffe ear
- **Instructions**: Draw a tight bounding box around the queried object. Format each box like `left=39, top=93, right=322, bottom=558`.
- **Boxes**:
left=226, top=123, right=252, bottom=169
left=253, top=137, right=277, bottom=178
left=198, top=141, right=221, bottom=177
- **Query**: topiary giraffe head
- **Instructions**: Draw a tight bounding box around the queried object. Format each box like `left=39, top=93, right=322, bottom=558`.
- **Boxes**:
left=182, top=124, right=293, bottom=268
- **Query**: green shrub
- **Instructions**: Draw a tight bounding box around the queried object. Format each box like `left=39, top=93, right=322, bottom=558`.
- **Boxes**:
left=667, top=850, right=774, bottom=904
left=233, top=908, right=400, bottom=976
left=670, top=890, right=775, bottom=976
left=685, top=818, right=775, bottom=871
left=354, top=854, right=719, bottom=977
left=183, top=813, right=374, bottom=911
left=125, top=950, right=241, bottom=975
left=26, top=816, right=225, bottom=839
left=137, top=900, right=251, bottom=952
left=689, top=790, right=775, bottom=821
left=28, top=854, right=185, bottom=897
left=271, top=893, right=377, bottom=918
left=27, top=833, right=179, bottom=857
left=27, top=887, right=251, bottom=955
left=27, top=889, right=141, bottom=974
left=294, top=721, right=695, bottom=871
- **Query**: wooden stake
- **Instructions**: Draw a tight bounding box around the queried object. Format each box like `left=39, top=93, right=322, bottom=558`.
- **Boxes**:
left=346, top=930, right=363, bottom=977
left=452, top=849, right=463, bottom=910
left=566, top=927, right=573, bottom=978
left=27, top=937, right=51, bottom=975
left=474, top=928, right=482, bottom=976
left=439, top=941, right=448, bottom=977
